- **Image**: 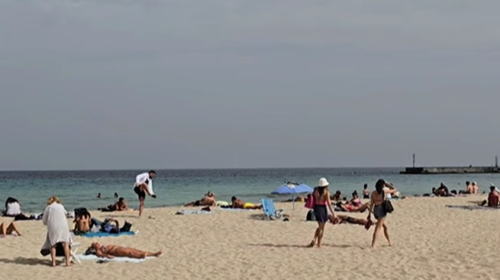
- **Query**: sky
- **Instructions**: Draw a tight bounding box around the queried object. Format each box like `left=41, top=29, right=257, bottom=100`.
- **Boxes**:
left=1, top=0, right=499, bottom=170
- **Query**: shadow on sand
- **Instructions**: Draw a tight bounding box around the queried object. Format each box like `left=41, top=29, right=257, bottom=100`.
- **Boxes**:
left=248, top=243, right=359, bottom=249
left=0, top=257, right=51, bottom=266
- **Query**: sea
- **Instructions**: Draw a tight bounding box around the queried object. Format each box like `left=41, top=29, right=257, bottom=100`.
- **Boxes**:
left=1, top=168, right=499, bottom=213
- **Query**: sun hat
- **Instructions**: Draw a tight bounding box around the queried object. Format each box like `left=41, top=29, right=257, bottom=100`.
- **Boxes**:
left=318, top=178, right=329, bottom=187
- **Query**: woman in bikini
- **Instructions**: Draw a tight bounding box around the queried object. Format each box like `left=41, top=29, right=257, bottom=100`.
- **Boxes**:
left=90, top=242, right=163, bottom=259
left=368, top=179, right=397, bottom=249
left=308, top=178, right=336, bottom=248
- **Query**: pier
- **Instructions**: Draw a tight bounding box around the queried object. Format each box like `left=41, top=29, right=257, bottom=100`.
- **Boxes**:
left=400, top=154, right=500, bottom=174
left=400, top=166, right=500, bottom=174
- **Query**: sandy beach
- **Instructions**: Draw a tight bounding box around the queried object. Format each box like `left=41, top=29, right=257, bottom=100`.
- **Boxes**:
left=1, top=195, right=498, bottom=280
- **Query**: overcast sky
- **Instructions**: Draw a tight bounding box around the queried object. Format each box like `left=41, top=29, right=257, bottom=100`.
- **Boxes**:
left=1, top=0, right=499, bottom=170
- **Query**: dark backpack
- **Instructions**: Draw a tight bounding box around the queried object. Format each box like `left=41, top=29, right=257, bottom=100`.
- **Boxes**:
left=306, top=210, right=316, bottom=221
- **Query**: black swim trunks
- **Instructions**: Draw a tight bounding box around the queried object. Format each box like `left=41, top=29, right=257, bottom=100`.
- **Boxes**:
left=134, top=186, right=146, bottom=199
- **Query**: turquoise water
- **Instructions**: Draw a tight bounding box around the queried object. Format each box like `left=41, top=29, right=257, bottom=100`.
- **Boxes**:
left=1, top=168, right=499, bottom=213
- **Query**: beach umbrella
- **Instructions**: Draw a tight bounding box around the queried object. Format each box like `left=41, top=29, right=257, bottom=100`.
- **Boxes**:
left=271, top=182, right=313, bottom=211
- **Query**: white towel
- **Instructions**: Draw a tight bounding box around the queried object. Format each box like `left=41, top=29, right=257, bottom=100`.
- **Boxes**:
left=76, top=254, right=155, bottom=263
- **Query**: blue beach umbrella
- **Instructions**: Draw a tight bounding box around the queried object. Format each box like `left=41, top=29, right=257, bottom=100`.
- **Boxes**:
left=271, top=182, right=314, bottom=211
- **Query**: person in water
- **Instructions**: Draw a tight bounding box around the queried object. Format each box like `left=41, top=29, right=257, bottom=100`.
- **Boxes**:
left=308, top=178, right=336, bottom=248
left=362, top=184, right=370, bottom=199
left=184, top=191, right=217, bottom=207
left=368, top=179, right=397, bottom=249
left=89, top=242, right=162, bottom=259
left=98, top=197, right=128, bottom=212
left=230, top=196, right=262, bottom=209
left=133, top=170, right=157, bottom=217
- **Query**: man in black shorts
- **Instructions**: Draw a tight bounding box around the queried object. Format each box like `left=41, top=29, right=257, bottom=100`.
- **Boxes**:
left=133, top=170, right=156, bottom=217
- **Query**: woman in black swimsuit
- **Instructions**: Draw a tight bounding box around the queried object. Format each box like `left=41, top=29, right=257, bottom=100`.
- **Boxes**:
left=368, top=179, right=397, bottom=249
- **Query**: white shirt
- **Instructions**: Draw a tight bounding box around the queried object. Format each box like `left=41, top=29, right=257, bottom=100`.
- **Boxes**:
left=6, top=202, right=21, bottom=216
left=134, top=172, right=154, bottom=195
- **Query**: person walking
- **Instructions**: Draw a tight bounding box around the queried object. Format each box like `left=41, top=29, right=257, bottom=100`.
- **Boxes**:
left=368, top=179, right=397, bottom=249
left=307, top=178, right=336, bottom=248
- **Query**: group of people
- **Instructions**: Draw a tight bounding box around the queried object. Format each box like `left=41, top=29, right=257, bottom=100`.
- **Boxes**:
left=0, top=170, right=163, bottom=267
left=307, top=178, right=397, bottom=249
left=431, top=181, right=481, bottom=197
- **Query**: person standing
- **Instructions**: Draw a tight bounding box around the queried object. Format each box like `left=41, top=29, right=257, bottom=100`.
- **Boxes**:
left=133, top=170, right=157, bottom=217
left=307, top=178, right=336, bottom=248
left=41, top=196, right=72, bottom=267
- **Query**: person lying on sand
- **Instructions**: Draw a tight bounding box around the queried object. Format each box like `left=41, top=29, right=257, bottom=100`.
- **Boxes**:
left=0, top=221, right=21, bottom=236
left=90, top=218, right=133, bottom=234
left=98, top=197, right=128, bottom=212
left=337, top=202, right=370, bottom=213
left=282, top=196, right=305, bottom=202
left=479, top=185, right=499, bottom=207
left=184, top=191, right=217, bottom=207
left=89, top=242, right=162, bottom=259
left=328, top=214, right=372, bottom=230
left=231, top=196, right=262, bottom=209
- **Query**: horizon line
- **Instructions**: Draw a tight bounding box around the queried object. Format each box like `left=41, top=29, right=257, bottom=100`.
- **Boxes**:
left=0, top=166, right=405, bottom=172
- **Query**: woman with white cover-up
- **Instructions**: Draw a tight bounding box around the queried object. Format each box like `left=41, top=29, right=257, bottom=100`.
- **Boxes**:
left=41, top=196, right=72, bottom=267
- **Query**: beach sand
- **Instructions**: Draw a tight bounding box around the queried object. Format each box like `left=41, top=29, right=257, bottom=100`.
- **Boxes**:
left=1, top=196, right=498, bottom=280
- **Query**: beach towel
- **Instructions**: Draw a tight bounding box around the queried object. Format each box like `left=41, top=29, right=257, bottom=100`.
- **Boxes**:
left=445, top=205, right=500, bottom=210
left=175, top=210, right=212, bottom=215
left=218, top=208, right=255, bottom=212
left=81, top=231, right=137, bottom=238
left=76, top=254, right=154, bottom=263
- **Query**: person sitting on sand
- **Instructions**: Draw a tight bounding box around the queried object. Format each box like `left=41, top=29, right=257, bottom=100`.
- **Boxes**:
left=73, top=209, right=91, bottom=234
left=480, top=185, right=499, bottom=207
left=328, top=213, right=372, bottom=230
left=89, top=242, right=162, bottom=259
left=2, top=197, right=35, bottom=221
left=472, top=182, right=479, bottom=194
left=184, top=191, right=217, bottom=207
left=459, top=181, right=474, bottom=194
left=0, top=221, right=22, bottom=236
left=362, top=184, right=370, bottom=199
left=231, top=196, right=262, bottom=209
left=433, top=183, right=451, bottom=197
left=335, top=191, right=370, bottom=212
left=330, top=191, right=342, bottom=202
left=282, top=196, right=305, bottom=202
left=98, top=197, right=128, bottom=212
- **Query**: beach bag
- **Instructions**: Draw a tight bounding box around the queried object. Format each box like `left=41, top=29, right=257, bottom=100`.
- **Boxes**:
left=306, top=210, right=316, bottom=221
left=304, top=196, right=314, bottom=209
left=382, top=199, right=394, bottom=213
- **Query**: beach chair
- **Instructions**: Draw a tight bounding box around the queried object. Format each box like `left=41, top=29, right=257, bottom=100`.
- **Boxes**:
left=62, top=242, right=82, bottom=264
left=261, top=198, right=284, bottom=220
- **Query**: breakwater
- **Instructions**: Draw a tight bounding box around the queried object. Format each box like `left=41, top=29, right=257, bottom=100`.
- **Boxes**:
left=400, top=166, right=500, bottom=174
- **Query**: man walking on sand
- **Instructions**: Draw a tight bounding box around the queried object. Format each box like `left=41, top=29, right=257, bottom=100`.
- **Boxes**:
left=133, top=170, right=157, bottom=217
